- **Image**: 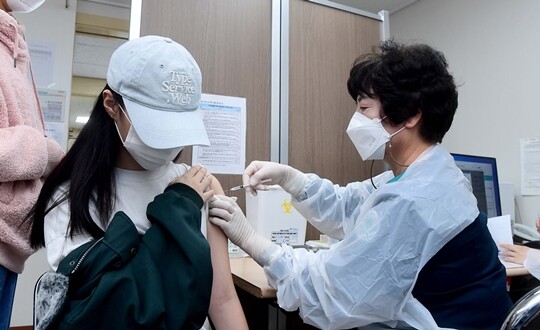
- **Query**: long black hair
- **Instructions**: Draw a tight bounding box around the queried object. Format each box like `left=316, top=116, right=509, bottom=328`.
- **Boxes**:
left=25, top=85, right=124, bottom=248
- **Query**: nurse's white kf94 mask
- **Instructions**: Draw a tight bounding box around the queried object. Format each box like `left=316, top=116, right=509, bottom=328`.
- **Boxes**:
left=346, top=112, right=404, bottom=161
left=115, top=105, right=183, bottom=171
left=7, top=0, right=45, bottom=13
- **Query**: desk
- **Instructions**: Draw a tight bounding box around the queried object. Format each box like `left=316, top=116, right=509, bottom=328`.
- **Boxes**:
left=230, top=257, right=531, bottom=289
left=230, top=257, right=319, bottom=330
left=231, top=257, right=526, bottom=329
left=229, top=257, right=276, bottom=298
left=506, top=266, right=529, bottom=277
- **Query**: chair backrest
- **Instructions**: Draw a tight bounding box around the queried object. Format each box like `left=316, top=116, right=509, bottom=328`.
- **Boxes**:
left=501, top=286, right=540, bottom=329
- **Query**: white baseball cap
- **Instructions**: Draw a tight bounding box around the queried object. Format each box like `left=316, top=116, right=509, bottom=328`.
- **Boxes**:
left=107, top=35, right=210, bottom=149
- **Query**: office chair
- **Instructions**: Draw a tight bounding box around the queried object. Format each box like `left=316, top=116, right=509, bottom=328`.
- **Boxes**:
left=501, top=286, right=540, bottom=329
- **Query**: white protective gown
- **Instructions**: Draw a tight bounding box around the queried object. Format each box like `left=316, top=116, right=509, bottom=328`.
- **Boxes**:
left=262, top=144, right=479, bottom=330
left=524, top=248, right=540, bottom=280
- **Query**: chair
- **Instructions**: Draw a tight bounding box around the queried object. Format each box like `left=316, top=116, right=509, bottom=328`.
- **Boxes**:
left=501, top=286, right=540, bottom=329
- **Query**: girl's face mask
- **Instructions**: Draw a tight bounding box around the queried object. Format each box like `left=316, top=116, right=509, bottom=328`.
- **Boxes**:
left=346, top=112, right=404, bottom=161
left=6, top=0, right=46, bottom=13
left=115, top=105, right=183, bottom=171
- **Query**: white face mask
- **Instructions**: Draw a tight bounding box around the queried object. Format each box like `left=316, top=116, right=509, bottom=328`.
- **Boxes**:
left=7, top=0, right=45, bottom=13
left=115, top=105, right=183, bottom=171
left=346, top=112, right=404, bottom=161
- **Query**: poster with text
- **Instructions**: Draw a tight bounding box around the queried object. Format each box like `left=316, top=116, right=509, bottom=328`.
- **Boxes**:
left=28, top=41, right=55, bottom=88
left=39, top=88, right=67, bottom=150
left=192, top=94, right=246, bottom=174
left=520, top=137, right=540, bottom=195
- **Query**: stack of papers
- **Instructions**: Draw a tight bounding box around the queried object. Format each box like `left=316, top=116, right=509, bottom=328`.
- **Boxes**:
left=487, top=214, right=522, bottom=269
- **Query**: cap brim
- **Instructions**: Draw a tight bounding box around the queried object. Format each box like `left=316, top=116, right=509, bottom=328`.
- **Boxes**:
left=123, top=98, right=210, bottom=149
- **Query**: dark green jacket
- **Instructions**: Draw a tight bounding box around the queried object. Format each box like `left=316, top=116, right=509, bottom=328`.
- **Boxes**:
left=55, top=183, right=213, bottom=329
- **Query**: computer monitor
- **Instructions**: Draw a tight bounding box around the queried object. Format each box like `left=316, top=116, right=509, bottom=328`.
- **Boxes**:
left=451, top=153, right=502, bottom=218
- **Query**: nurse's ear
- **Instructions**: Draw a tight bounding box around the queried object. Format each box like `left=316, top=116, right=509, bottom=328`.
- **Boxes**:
left=103, top=89, right=120, bottom=120
left=404, top=110, right=422, bottom=129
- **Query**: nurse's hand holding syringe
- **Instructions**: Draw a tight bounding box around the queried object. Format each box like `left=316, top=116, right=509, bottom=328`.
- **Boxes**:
left=242, top=161, right=308, bottom=197
left=229, top=178, right=272, bottom=192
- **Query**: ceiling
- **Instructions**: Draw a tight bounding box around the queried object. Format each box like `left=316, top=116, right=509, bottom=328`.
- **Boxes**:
left=82, top=0, right=418, bottom=14
left=329, top=0, right=418, bottom=15
left=80, top=0, right=130, bottom=8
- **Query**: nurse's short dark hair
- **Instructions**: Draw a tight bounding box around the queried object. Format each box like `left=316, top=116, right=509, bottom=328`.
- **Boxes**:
left=347, top=39, right=458, bottom=143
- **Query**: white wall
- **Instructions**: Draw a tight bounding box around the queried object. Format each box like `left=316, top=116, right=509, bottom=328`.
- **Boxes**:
left=391, top=0, right=540, bottom=228
left=10, top=0, right=77, bottom=326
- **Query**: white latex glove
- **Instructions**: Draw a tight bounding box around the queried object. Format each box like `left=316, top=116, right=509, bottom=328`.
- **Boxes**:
left=243, top=160, right=308, bottom=196
left=208, top=195, right=279, bottom=266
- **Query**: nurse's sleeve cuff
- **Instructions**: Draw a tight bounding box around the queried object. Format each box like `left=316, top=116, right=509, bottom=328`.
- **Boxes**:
left=294, top=174, right=317, bottom=201
left=258, top=242, right=282, bottom=267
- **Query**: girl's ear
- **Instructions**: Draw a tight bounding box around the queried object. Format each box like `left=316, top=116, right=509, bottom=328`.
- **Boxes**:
left=103, top=90, right=119, bottom=120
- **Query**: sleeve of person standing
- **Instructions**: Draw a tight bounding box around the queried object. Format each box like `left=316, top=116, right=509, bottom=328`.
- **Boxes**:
left=0, top=11, right=63, bottom=183
left=0, top=125, right=63, bottom=182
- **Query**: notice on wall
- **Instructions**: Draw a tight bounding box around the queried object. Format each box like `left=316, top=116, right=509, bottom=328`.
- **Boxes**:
left=38, top=88, right=66, bottom=122
left=38, top=88, right=67, bottom=150
left=28, top=41, right=55, bottom=88
left=192, top=94, right=246, bottom=174
left=44, top=122, right=67, bottom=151
left=520, top=137, right=540, bottom=195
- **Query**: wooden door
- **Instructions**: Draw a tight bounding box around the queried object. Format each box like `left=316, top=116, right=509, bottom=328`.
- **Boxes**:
left=288, top=0, right=386, bottom=240
left=140, top=0, right=272, bottom=210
